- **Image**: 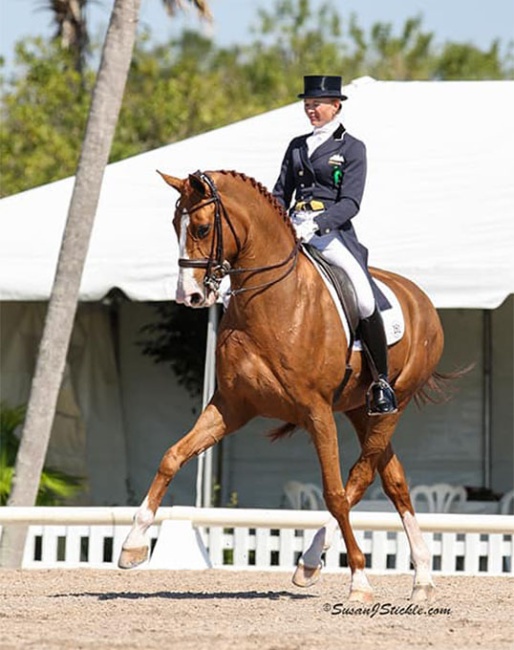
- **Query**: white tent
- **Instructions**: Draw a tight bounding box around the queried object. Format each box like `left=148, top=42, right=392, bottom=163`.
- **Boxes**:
left=1, top=79, right=513, bottom=507
left=1, top=77, right=513, bottom=306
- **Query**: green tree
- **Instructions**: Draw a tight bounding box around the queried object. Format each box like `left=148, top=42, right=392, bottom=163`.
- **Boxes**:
left=435, top=41, right=505, bottom=80
left=246, top=0, right=348, bottom=101
left=0, top=403, right=82, bottom=506
left=139, top=303, right=208, bottom=400
left=2, top=1, right=512, bottom=198
left=348, top=15, right=436, bottom=80
left=0, top=39, right=93, bottom=196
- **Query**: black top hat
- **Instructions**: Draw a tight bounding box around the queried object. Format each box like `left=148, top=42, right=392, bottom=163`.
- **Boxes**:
left=298, top=75, right=347, bottom=100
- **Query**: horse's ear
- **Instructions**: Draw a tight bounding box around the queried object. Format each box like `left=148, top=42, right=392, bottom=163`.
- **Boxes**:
left=157, top=170, right=185, bottom=192
left=188, top=173, right=207, bottom=198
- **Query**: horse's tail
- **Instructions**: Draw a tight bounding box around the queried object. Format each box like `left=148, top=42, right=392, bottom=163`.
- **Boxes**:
left=413, top=365, right=473, bottom=408
left=267, top=422, right=298, bottom=442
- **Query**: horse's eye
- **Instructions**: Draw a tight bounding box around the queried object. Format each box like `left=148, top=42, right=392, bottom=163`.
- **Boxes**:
left=197, top=224, right=211, bottom=239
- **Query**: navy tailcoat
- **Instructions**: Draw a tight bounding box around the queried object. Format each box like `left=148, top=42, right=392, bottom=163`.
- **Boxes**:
left=273, top=123, right=389, bottom=309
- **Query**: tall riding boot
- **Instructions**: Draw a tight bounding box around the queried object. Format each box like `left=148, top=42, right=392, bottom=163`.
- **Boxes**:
left=358, top=307, right=398, bottom=415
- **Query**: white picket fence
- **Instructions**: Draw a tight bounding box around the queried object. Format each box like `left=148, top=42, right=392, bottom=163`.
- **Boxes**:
left=0, top=507, right=512, bottom=576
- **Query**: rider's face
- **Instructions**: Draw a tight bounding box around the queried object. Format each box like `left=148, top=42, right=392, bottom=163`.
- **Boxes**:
left=303, top=98, right=340, bottom=128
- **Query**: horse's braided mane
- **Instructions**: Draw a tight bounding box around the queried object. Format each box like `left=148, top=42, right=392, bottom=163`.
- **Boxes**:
left=215, top=169, right=298, bottom=241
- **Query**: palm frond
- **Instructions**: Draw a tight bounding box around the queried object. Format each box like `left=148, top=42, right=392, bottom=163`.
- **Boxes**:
left=161, top=0, right=212, bottom=21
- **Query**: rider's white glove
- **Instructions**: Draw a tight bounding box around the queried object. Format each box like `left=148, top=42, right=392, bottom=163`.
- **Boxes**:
left=291, top=213, right=319, bottom=242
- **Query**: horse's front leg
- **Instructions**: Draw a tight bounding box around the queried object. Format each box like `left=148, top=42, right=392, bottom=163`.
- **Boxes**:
left=119, top=395, right=242, bottom=569
left=293, top=517, right=338, bottom=588
left=293, top=407, right=400, bottom=595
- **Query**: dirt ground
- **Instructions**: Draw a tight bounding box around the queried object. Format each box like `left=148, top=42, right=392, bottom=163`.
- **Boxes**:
left=0, top=569, right=512, bottom=650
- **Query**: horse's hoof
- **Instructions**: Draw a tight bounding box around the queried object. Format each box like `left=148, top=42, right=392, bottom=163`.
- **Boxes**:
left=292, top=562, right=322, bottom=588
left=348, top=589, right=374, bottom=603
left=411, top=583, right=436, bottom=603
left=118, top=545, right=149, bottom=569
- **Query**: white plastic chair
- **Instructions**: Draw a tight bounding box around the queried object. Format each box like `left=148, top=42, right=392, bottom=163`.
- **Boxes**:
left=499, top=489, right=514, bottom=514
left=283, top=481, right=325, bottom=510
left=410, top=483, right=467, bottom=513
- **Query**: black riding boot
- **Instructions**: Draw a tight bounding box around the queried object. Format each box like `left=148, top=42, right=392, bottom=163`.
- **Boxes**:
left=358, top=307, right=398, bottom=415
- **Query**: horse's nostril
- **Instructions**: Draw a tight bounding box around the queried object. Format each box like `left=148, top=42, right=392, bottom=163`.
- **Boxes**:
left=190, top=292, right=203, bottom=306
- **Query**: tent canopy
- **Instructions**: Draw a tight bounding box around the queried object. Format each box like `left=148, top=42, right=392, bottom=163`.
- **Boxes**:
left=1, top=78, right=513, bottom=308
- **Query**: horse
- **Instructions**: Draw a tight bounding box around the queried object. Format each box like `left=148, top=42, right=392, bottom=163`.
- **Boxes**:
left=119, top=169, right=448, bottom=603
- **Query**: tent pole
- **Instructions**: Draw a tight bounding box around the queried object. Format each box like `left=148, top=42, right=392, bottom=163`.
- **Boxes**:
left=195, top=304, right=219, bottom=507
left=482, top=309, right=492, bottom=490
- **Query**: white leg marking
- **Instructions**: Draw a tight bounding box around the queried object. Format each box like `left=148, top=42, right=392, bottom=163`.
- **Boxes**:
left=123, top=497, right=154, bottom=549
left=323, top=517, right=339, bottom=550
left=351, top=568, right=373, bottom=593
left=300, top=517, right=338, bottom=567
left=403, top=511, right=433, bottom=586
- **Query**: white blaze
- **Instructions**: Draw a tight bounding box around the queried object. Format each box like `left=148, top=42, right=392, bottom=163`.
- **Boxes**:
left=176, top=211, right=204, bottom=304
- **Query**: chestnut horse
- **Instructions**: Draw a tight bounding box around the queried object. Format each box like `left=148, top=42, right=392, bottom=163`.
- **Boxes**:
left=120, top=169, right=445, bottom=603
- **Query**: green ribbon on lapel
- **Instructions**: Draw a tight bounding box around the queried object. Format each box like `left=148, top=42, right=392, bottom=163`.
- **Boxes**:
left=332, top=167, right=343, bottom=187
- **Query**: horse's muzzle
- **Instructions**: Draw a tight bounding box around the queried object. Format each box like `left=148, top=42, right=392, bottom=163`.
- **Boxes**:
left=176, top=283, right=217, bottom=309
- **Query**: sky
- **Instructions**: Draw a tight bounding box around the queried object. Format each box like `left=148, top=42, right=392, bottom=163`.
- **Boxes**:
left=1, top=0, right=513, bottom=74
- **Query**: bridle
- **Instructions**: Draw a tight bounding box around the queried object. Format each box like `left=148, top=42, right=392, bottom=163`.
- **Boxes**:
left=177, top=171, right=302, bottom=297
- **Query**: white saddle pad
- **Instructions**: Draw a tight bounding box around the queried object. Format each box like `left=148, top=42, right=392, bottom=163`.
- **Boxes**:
left=303, top=247, right=405, bottom=349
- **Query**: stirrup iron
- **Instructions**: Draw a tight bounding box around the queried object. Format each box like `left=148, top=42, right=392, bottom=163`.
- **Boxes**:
left=366, top=376, right=398, bottom=416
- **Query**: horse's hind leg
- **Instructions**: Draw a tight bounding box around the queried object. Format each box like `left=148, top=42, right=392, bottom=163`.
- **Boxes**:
left=377, top=448, right=435, bottom=602
left=119, top=394, right=245, bottom=569
left=302, top=403, right=372, bottom=602
left=344, top=407, right=435, bottom=602
left=292, top=406, right=398, bottom=593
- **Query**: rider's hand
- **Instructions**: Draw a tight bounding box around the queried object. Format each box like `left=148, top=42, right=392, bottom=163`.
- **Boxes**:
left=291, top=213, right=320, bottom=241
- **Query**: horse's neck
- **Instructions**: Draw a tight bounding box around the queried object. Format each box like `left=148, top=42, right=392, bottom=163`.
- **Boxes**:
left=232, top=209, right=299, bottom=299
left=218, top=176, right=302, bottom=317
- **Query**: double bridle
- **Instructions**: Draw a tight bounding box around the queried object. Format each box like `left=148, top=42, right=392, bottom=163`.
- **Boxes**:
left=178, top=171, right=302, bottom=297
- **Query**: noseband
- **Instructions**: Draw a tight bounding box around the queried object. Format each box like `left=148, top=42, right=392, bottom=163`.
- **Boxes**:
left=178, top=171, right=301, bottom=296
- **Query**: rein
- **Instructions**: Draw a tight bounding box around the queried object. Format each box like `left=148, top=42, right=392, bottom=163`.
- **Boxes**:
left=178, top=171, right=302, bottom=296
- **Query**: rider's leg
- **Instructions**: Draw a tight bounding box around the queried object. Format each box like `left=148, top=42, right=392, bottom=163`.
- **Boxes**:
left=311, top=232, right=375, bottom=318
left=310, top=232, right=398, bottom=415
left=358, top=307, right=398, bottom=415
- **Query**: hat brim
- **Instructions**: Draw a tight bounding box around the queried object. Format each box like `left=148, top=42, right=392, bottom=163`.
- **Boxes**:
left=298, top=92, right=348, bottom=100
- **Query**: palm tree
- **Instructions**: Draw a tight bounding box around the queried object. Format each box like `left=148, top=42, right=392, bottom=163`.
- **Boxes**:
left=44, top=0, right=212, bottom=72
left=0, top=0, right=211, bottom=568
left=46, top=0, right=89, bottom=72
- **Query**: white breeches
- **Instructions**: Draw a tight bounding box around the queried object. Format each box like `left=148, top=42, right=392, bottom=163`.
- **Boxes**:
left=308, top=231, right=375, bottom=318
left=291, top=207, right=376, bottom=319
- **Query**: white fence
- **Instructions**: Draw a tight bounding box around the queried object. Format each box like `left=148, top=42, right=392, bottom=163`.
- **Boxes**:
left=0, top=507, right=512, bottom=576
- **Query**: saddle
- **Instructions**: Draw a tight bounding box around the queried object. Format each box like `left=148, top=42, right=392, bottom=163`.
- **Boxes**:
left=302, top=245, right=404, bottom=403
left=304, top=244, right=360, bottom=402
left=304, top=244, right=359, bottom=343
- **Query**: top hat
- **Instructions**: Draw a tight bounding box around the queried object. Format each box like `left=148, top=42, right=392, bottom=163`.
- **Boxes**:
left=298, top=75, right=347, bottom=100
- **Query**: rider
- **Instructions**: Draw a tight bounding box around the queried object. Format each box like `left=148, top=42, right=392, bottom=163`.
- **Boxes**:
left=272, top=74, right=398, bottom=415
